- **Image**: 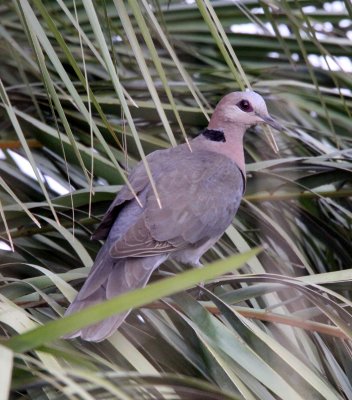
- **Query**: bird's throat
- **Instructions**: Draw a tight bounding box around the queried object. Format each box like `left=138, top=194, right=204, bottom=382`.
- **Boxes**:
left=200, top=122, right=246, bottom=175
left=201, top=128, right=226, bottom=142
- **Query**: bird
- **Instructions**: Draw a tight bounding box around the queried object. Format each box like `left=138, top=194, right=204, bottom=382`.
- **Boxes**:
left=64, top=91, right=281, bottom=342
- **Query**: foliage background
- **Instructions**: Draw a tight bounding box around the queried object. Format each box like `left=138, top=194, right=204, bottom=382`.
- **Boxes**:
left=0, top=0, right=351, bottom=399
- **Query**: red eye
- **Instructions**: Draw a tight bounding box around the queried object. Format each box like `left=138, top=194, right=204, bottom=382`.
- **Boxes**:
left=237, top=99, right=253, bottom=112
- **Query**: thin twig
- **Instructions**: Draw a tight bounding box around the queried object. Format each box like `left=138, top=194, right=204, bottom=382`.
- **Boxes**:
left=16, top=298, right=348, bottom=340
left=245, top=189, right=352, bottom=202
left=0, top=139, right=42, bottom=149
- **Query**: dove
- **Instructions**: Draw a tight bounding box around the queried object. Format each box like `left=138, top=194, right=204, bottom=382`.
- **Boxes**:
left=64, top=91, right=281, bottom=342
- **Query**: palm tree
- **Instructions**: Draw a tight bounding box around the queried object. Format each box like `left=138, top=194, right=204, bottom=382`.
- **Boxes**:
left=0, top=1, right=351, bottom=399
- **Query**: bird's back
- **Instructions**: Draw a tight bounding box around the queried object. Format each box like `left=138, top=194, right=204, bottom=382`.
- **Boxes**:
left=93, top=141, right=244, bottom=244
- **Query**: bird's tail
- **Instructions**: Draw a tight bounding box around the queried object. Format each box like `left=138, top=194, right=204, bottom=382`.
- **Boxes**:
left=64, top=254, right=166, bottom=342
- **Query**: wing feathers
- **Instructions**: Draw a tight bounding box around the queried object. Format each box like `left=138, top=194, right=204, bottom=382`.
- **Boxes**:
left=65, top=146, right=244, bottom=341
left=107, top=150, right=243, bottom=259
left=109, top=217, right=176, bottom=258
left=65, top=255, right=167, bottom=341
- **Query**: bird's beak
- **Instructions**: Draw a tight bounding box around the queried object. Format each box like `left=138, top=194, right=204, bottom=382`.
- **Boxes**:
left=259, top=114, right=283, bottom=131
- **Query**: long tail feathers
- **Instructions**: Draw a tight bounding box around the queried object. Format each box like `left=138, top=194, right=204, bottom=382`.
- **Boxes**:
left=64, top=255, right=166, bottom=342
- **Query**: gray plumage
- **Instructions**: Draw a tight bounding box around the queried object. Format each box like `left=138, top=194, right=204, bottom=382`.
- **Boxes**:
left=64, top=91, right=280, bottom=342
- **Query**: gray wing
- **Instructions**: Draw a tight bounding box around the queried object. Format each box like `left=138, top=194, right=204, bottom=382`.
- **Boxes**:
left=65, top=147, right=244, bottom=341
left=109, top=149, right=244, bottom=258
left=92, top=148, right=168, bottom=240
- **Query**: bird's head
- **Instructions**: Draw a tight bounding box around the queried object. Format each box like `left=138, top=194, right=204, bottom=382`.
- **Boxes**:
left=209, top=91, right=282, bottom=131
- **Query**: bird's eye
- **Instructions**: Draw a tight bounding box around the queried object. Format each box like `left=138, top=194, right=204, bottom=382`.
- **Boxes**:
left=237, top=99, right=253, bottom=112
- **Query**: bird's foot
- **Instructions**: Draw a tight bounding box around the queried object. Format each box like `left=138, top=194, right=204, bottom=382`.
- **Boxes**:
left=191, top=260, right=205, bottom=296
left=191, top=260, right=203, bottom=269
